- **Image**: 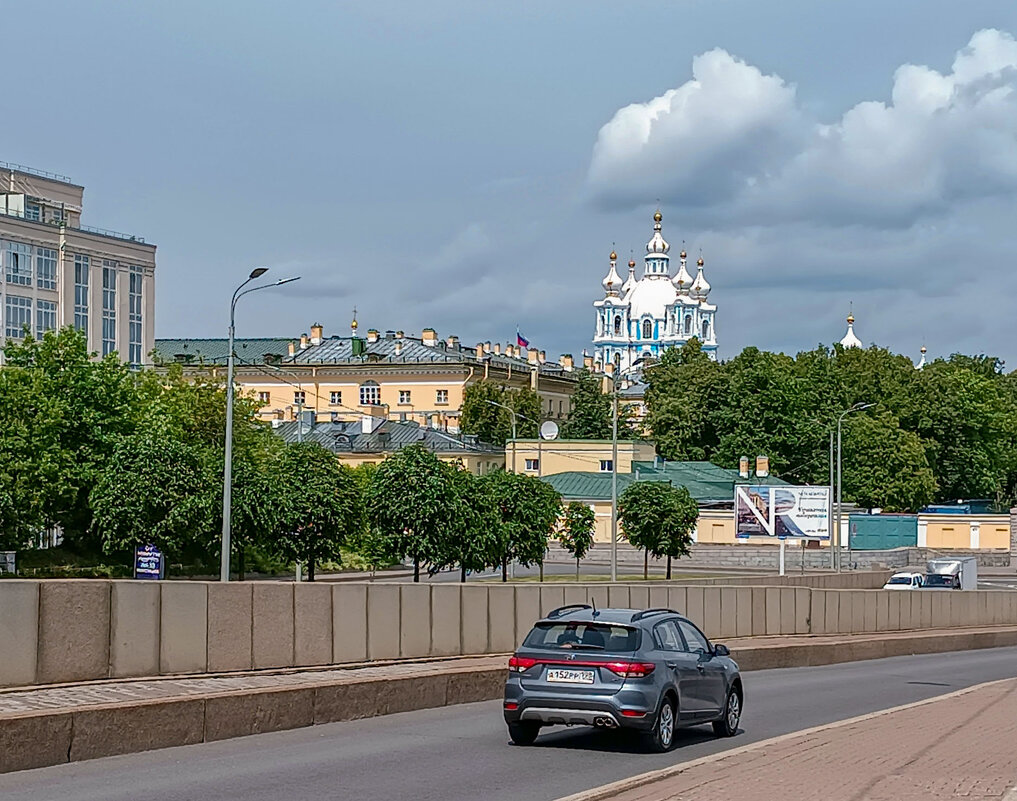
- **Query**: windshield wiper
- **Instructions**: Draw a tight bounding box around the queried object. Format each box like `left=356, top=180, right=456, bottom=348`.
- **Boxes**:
left=562, top=643, right=605, bottom=650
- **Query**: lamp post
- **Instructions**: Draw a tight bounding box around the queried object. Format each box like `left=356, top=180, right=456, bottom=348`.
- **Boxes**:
left=485, top=399, right=533, bottom=473
left=220, top=269, right=300, bottom=583
left=834, top=402, right=873, bottom=572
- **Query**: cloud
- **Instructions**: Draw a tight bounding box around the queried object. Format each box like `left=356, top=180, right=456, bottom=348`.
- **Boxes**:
left=586, top=29, right=1017, bottom=229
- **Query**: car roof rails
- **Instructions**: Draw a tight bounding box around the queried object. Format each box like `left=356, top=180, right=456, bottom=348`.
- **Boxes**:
left=631, top=608, right=679, bottom=622
left=546, top=603, right=593, bottom=619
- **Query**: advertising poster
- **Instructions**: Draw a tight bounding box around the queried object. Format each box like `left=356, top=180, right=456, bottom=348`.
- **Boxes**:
left=735, top=486, right=830, bottom=539
left=134, top=544, right=165, bottom=580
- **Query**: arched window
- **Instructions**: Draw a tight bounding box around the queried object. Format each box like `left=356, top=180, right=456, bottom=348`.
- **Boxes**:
left=702, top=319, right=711, bottom=341
left=684, top=314, right=692, bottom=334
left=359, top=380, right=380, bottom=406
left=613, top=352, right=621, bottom=367
left=614, top=315, right=622, bottom=335
left=642, top=319, right=653, bottom=339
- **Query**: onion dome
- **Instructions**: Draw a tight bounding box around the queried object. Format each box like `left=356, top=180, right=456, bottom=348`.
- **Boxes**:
left=602, top=250, right=622, bottom=296
left=916, top=345, right=927, bottom=370
left=672, top=249, right=693, bottom=292
left=689, top=256, right=711, bottom=300
left=621, top=258, right=637, bottom=297
left=839, top=311, right=862, bottom=348
left=645, top=210, right=670, bottom=255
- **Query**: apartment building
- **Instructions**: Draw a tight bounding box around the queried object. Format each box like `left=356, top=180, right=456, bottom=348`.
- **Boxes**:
left=154, top=323, right=581, bottom=433
left=0, top=161, right=156, bottom=364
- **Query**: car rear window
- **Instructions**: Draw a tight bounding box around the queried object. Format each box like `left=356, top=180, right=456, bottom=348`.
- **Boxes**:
left=886, top=576, right=913, bottom=585
left=522, top=622, right=641, bottom=652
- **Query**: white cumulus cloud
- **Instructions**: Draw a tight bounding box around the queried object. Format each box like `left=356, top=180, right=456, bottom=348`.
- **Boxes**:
left=587, top=29, right=1017, bottom=229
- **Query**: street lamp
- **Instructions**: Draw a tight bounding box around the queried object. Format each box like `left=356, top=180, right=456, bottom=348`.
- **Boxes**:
left=833, top=402, right=873, bottom=571
left=220, top=268, right=300, bottom=583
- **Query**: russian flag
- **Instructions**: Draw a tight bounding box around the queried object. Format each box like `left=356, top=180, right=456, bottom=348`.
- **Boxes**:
left=516, top=329, right=530, bottom=348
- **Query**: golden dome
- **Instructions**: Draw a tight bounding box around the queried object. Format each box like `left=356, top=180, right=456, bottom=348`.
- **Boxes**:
left=697, top=257, right=704, bottom=267
left=628, top=259, right=636, bottom=268
left=847, top=314, right=855, bottom=324
left=680, top=250, right=687, bottom=259
left=653, top=210, right=662, bottom=223
left=920, top=345, right=927, bottom=354
left=351, top=319, right=359, bottom=330
left=609, top=250, right=617, bottom=261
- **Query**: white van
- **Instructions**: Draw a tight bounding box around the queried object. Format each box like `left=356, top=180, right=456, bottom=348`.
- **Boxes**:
left=882, top=572, right=924, bottom=590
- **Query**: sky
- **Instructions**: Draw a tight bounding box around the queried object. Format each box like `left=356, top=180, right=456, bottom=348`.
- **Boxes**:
left=5, top=1, right=1017, bottom=365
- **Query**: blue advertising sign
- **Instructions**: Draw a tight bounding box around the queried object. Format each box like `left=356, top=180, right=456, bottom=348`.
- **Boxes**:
left=134, top=544, right=165, bottom=580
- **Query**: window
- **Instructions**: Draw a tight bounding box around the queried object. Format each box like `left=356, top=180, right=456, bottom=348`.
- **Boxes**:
left=642, top=319, right=652, bottom=339
left=36, top=247, right=57, bottom=290
left=684, top=314, right=692, bottom=334
left=399, top=390, right=411, bottom=405
left=600, top=460, right=613, bottom=472
left=702, top=319, right=710, bottom=341
left=525, top=458, right=539, bottom=471
left=257, top=391, right=270, bottom=404
left=360, top=381, right=380, bottom=406
left=558, top=400, right=563, bottom=416
left=74, top=255, right=89, bottom=332
left=676, top=619, right=711, bottom=655
left=5, top=295, right=32, bottom=338
left=102, top=263, right=117, bottom=356
left=330, top=390, right=343, bottom=405
left=436, top=389, right=449, bottom=404
left=49, top=207, right=63, bottom=224
left=35, top=300, right=56, bottom=339
left=25, top=203, right=41, bottom=222
left=128, top=267, right=143, bottom=366
left=522, top=622, right=640, bottom=651
left=614, top=315, right=621, bottom=335
left=293, top=390, right=306, bottom=405
left=5, top=241, right=32, bottom=285
left=654, top=620, right=684, bottom=651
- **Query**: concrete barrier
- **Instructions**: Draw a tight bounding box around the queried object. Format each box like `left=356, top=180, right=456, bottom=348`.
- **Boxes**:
left=2, top=577, right=1017, bottom=688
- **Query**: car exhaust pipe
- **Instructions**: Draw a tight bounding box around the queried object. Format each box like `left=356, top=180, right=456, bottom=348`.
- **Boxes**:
left=594, top=717, right=618, bottom=729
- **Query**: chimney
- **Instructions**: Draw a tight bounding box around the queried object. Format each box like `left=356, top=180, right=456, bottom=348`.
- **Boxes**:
left=513, top=345, right=521, bottom=359
left=310, top=323, right=323, bottom=345
left=446, top=335, right=459, bottom=349
left=494, top=343, right=502, bottom=355
left=422, top=328, right=438, bottom=346
left=738, top=456, right=750, bottom=479
left=528, top=349, right=539, bottom=365
left=288, top=342, right=296, bottom=357
left=396, top=330, right=404, bottom=338
left=299, top=333, right=309, bottom=350
left=367, top=329, right=379, bottom=343
left=755, top=455, right=770, bottom=478
left=394, top=341, right=403, bottom=356
left=560, top=354, right=574, bottom=371
left=476, top=342, right=486, bottom=358
left=362, top=414, right=378, bottom=435
left=583, top=354, right=594, bottom=369
left=539, top=350, right=546, bottom=364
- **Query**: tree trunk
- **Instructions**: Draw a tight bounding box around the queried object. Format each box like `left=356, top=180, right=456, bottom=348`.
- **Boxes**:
left=539, top=562, right=544, bottom=582
left=308, top=556, right=315, bottom=582
left=238, top=547, right=246, bottom=582
left=576, top=557, right=580, bottom=581
left=501, top=556, right=508, bottom=583
left=460, top=563, right=467, bottom=583
left=643, top=549, right=648, bottom=581
left=413, top=555, right=420, bottom=583
left=666, top=555, right=672, bottom=580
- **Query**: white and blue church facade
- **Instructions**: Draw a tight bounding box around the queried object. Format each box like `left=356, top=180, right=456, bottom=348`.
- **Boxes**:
left=593, top=211, right=717, bottom=374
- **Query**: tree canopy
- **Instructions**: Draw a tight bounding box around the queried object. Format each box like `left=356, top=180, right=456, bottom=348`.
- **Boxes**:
left=460, top=380, right=541, bottom=444
left=559, top=501, right=596, bottom=580
left=618, top=482, right=698, bottom=579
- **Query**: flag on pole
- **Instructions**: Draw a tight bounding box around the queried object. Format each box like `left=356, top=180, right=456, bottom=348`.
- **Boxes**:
left=516, top=329, right=530, bottom=348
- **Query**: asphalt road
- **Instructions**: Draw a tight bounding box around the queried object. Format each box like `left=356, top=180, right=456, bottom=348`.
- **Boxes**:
left=4, top=647, right=1017, bottom=801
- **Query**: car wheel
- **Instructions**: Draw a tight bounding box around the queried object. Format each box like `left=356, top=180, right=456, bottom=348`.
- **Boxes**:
left=642, top=696, right=677, bottom=753
left=507, top=721, right=540, bottom=746
left=712, top=687, right=741, bottom=737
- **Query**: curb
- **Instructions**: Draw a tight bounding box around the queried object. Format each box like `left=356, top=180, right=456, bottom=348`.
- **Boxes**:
left=554, top=677, right=1017, bottom=801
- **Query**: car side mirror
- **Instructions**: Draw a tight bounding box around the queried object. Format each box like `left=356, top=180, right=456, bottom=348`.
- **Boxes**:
left=713, top=644, right=730, bottom=657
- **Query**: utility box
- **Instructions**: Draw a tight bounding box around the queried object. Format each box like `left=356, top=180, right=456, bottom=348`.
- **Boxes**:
left=925, top=557, right=978, bottom=590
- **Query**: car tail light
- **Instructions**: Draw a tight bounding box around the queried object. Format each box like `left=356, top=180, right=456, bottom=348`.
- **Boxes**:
left=504, top=702, right=519, bottom=711
left=620, top=709, right=647, bottom=717
left=605, top=661, right=656, bottom=678
left=508, top=656, right=538, bottom=673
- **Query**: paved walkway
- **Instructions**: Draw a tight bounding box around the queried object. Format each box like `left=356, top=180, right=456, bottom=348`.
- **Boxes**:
left=574, top=679, right=1017, bottom=801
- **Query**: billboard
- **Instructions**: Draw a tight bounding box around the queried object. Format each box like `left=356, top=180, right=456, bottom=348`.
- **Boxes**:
left=735, top=485, right=830, bottom=539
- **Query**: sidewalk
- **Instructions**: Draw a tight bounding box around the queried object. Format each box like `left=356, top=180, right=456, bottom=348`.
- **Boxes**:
left=563, top=679, right=1017, bottom=801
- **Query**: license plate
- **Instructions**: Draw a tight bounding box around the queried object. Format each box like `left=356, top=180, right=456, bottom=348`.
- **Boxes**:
left=546, top=668, right=595, bottom=684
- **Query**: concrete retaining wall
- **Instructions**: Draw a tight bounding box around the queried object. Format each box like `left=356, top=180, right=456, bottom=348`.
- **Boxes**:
left=2, top=579, right=1016, bottom=688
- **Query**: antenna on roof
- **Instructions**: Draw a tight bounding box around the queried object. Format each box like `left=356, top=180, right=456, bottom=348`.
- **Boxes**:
left=591, top=597, right=598, bottom=617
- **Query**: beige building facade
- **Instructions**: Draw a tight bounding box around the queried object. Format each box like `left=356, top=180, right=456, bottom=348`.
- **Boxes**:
left=0, top=162, right=156, bottom=364
left=508, top=439, right=656, bottom=476
left=156, top=324, right=581, bottom=434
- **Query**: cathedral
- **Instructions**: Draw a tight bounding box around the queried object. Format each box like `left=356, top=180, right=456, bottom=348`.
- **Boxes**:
left=593, top=211, right=717, bottom=374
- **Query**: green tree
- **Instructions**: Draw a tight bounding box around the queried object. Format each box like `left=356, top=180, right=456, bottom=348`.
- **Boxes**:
left=437, top=465, right=502, bottom=582
left=619, top=481, right=698, bottom=579
left=460, top=381, right=511, bottom=444
left=561, top=370, right=613, bottom=439
left=366, top=444, right=462, bottom=581
left=479, top=470, right=562, bottom=581
left=274, top=442, right=363, bottom=580
left=841, top=412, right=937, bottom=511
left=559, top=501, right=596, bottom=580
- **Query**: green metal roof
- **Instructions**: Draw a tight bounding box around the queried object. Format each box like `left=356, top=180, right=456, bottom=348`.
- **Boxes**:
left=544, top=460, right=789, bottom=503
left=153, top=338, right=292, bottom=366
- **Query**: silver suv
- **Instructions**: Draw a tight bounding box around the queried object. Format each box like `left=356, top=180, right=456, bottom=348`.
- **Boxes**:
left=503, top=604, right=742, bottom=752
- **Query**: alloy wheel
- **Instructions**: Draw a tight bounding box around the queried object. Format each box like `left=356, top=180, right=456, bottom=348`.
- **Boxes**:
left=659, top=701, right=675, bottom=746
left=727, top=692, right=741, bottom=732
